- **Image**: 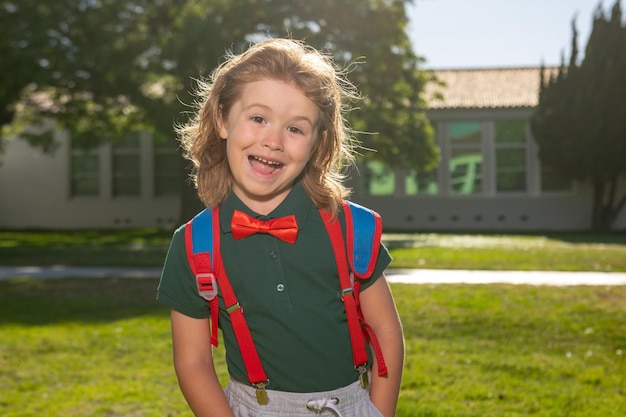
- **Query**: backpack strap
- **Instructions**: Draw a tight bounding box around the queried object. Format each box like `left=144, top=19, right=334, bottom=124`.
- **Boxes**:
left=184, top=208, right=219, bottom=347
left=341, top=200, right=382, bottom=279
left=340, top=200, right=388, bottom=376
left=320, top=201, right=388, bottom=386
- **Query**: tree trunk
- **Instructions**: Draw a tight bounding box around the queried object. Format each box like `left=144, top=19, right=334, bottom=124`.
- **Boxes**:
left=591, top=180, right=607, bottom=231
left=591, top=177, right=624, bottom=232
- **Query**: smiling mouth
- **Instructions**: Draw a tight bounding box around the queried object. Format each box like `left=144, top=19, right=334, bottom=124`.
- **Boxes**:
left=249, top=155, right=284, bottom=174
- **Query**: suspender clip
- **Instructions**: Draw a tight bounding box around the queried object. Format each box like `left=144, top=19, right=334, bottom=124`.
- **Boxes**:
left=356, top=364, right=369, bottom=388
left=253, top=380, right=270, bottom=405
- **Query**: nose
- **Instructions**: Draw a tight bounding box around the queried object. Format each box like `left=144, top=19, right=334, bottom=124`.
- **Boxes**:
left=261, top=126, right=284, bottom=151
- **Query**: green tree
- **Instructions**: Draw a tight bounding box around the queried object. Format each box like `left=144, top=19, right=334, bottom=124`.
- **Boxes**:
left=531, top=0, right=626, bottom=231
left=1, top=0, right=438, bottom=221
left=1, top=0, right=175, bottom=149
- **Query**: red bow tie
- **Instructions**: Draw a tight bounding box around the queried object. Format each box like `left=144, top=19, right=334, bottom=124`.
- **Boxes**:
left=230, top=210, right=299, bottom=244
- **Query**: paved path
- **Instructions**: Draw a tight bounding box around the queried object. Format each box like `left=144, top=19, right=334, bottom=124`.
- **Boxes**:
left=385, top=268, right=626, bottom=286
left=1, top=266, right=626, bottom=286
left=0, top=266, right=163, bottom=280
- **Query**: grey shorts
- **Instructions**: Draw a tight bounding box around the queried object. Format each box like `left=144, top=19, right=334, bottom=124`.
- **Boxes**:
left=224, top=378, right=385, bottom=417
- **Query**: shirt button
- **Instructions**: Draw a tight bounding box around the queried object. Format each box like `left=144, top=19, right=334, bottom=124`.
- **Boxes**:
left=269, top=250, right=278, bottom=260
left=276, top=284, right=285, bottom=292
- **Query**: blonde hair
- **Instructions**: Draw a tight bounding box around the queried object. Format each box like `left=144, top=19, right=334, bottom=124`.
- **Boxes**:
left=177, top=38, right=359, bottom=216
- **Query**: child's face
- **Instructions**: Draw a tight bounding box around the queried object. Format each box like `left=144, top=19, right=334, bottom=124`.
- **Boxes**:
left=218, top=79, right=319, bottom=214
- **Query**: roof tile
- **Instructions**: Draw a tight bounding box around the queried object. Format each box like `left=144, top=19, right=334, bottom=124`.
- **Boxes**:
left=426, top=67, right=559, bottom=109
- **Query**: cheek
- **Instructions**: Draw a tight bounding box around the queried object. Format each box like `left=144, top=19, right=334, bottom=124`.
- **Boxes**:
left=295, top=138, right=317, bottom=164
left=304, top=134, right=322, bottom=163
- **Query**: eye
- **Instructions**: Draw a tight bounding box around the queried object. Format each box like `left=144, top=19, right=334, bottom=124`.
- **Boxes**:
left=288, top=126, right=304, bottom=135
left=251, top=116, right=265, bottom=124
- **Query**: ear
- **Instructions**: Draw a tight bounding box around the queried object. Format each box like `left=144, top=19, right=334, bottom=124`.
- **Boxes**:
left=217, top=106, right=228, bottom=139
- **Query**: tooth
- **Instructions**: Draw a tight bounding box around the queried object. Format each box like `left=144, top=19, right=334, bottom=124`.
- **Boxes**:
left=255, top=156, right=280, bottom=166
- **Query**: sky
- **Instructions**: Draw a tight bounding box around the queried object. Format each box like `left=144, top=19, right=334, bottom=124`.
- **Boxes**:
left=407, top=0, right=614, bottom=69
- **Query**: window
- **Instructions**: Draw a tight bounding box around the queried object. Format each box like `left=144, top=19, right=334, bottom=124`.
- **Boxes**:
left=495, top=121, right=527, bottom=192
left=70, top=149, right=99, bottom=196
left=154, top=134, right=181, bottom=196
left=448, top=122, right=482, bottom=194
left=112, top=133, right=141, bottom=197
left=69, top=131, right=183, bottom=199
left=405, top=169, right=438, bottom=195
left=363, top=160, right=394, bottom=195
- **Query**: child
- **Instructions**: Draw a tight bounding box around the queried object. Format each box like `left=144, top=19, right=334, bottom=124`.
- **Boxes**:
left=157, top=38, right=404, bottom=417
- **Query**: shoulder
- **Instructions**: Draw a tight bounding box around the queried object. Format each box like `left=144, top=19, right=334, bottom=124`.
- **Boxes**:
left=170, top=222, right=188, bottom=247
left=163, top=223, right=188, bottom=267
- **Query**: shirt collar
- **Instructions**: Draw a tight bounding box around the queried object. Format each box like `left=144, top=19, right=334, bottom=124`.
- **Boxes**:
left=219, top=182, right=314, bottom=234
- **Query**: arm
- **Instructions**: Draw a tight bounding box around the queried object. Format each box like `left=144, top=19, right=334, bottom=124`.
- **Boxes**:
left=360, top=274, right=405, bottom=417
left=170, top=309, right=236, bottom=417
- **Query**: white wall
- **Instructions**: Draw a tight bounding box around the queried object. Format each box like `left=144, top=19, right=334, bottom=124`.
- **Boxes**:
left=0, top=132, right=181, bottom=229
left=353, top=192, right=596, bottom=232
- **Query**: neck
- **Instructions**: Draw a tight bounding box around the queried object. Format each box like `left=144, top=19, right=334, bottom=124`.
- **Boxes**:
left=230, top=190, right=291, bottom=216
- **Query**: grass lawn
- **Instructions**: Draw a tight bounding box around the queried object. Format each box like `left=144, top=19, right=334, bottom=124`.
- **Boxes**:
left=0, top=230, right=172, bottom=267
left=384, top=233, right=626, bottom=272
left=1, top=278, right=625, bottom=416
left=2, top=229, right=626, bottom=271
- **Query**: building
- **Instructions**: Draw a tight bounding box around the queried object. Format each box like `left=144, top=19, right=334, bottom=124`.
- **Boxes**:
left=353, top=67, right=626, bottom=231
left=1, top=67, right=625, bottom=231
left=0, top=128, right=181, bottom=229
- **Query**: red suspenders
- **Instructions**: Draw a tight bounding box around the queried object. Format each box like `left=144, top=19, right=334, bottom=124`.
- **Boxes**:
left=185, top=206, right=270, bottom=403
left=184, top=202, right=387, bottom=404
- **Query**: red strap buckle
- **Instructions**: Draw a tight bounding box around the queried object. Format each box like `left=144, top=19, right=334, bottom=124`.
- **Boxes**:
left=196, top=272, right=217, bottom=301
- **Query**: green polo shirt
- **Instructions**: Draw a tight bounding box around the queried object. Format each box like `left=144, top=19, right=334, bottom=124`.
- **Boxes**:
left=157, top=182, right=391, bottom=392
